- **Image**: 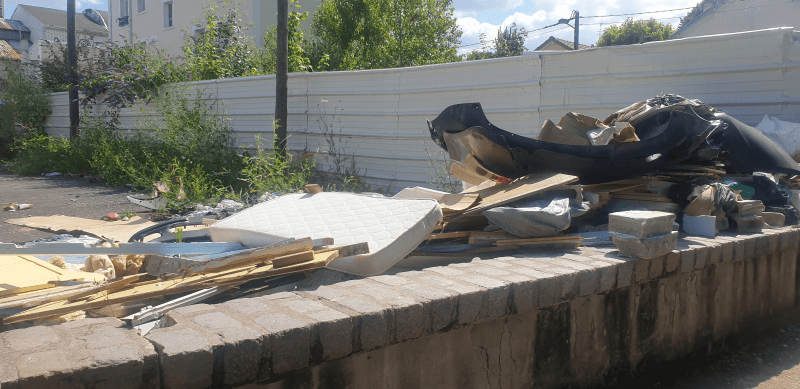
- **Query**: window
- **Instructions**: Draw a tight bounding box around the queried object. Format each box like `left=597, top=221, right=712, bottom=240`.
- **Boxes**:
left=120, top=0, right=129, bottom=18
left=137, top=0, right=145, bottom=13
left=163, top=1, right=173, bottom=29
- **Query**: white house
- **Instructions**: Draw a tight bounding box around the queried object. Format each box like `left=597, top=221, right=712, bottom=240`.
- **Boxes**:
left=10, top=5, right=109, bottom=62
left=672, top=0, right=799, bottom=39
left=107, top=0, right=321, bottom=57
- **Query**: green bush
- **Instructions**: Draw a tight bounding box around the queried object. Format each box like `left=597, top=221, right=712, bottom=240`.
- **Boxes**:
left=0, top=60, right=52, bottom=159
left=9, top=135, right=91, bottom=174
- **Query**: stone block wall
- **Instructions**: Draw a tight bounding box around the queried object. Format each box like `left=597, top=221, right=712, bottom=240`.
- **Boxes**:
left=1, top=228, right=798, bottom=388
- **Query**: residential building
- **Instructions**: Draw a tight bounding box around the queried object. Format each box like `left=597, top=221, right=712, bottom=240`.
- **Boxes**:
left=0, top=19, right=30, bottom=79
left=108, top=0, right=321, bottom=57
left=671, top=0, right=800, bottom=39
left=11, top=5, right=108, bottom=44
left=533, top=36, right=590, bottom=51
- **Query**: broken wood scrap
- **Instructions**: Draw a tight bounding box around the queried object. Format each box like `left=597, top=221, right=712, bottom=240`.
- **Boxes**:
left=495, top=235, right=583, bottom=248
left=67, top=274, right=146, bottom=302
left=467, top=231, right=518, bottom=245
left=270, top=251, right=315, bottom=269
left=425, top=231, right=474, bottom=241
left=457, top=172, right=579, bottom=217
left=312, top=242, right=370, bottom=258
left=2, top=244, right=359, bottom=325
left=179, top=238, right=316, bottom=276
left=3, top=243, right=368, bottom=324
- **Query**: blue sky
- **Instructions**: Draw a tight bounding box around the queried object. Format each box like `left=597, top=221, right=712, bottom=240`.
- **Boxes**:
left=6, top=0, right=700, bottom=51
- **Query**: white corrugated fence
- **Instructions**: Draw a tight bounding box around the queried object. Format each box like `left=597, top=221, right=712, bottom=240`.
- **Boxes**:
left=45, top=27, right=800, bottom=191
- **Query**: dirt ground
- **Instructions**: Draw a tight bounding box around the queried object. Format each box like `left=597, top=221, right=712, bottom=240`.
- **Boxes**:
left=0, top=164, right=151, bottom=244
left=3, top=165, right=800, bottom=387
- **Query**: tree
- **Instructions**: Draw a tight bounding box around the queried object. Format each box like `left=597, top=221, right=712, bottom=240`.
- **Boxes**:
left=306, top=0, right=462, bottom=71
left=182, top=2, right=269, bottom=80
left=263, top=0, right=316, bottom=73
left=596, top=18, right=674, bottom=47
left=465, top=23, right=527, bottom=61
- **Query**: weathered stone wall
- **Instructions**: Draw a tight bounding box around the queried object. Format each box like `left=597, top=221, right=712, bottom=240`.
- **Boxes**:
left=1, top=228, right=798, bottom=389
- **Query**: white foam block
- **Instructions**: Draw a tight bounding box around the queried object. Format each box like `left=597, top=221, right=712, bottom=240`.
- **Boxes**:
left=209, top=193, right=443, bottom=276
left=682, top=215, right=717, bottom=237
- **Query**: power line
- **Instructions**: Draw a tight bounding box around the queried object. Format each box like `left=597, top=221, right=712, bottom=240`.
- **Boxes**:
left=579, top=6, right=694, bottom=19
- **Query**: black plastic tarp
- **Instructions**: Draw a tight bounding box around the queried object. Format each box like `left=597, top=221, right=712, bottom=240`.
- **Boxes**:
left=428, top=95, right=800, bottom=184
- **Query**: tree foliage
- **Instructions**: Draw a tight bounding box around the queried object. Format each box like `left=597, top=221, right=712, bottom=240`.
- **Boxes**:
left=0, top=60, right=52, bottom=158
left=596, top=18, right=674, bottom=47
left=263, top=1, right=316, bottom=73
left=182, top=2, right=270, bottom=80
left=307, top=0, right=462, bottom=70
left=465, top=23, right=528, bottom=61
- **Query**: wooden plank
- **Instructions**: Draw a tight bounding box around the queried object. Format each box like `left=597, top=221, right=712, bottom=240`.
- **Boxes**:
left=0, top=283, right=102, bottom=310
left=426, top=231, right=474, bottom=240
left=468, top=231, right=518, bottom=245
left=179, top=238, right=315, bottom=276
left=3, top=250, right=340, bottom=325
left=0, top=284, right=55, bottom=298
left=313, top=242, right=370, bottom=258
left=68, top=274, right=145, bottom=302
left=495, top=236, right=583, bottom=246
left=457, top=172, right=579, bottom=217
left=271, top=251, right=315, bottom=269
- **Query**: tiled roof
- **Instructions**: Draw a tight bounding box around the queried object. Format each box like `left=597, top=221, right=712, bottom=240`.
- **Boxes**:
left=0, top=39, right=21, bottom=60
left=0, top=19, right=30, bottom=32
left=16, top=5, right=108, bottom=34
left=534, top=36, right=591, bottom=51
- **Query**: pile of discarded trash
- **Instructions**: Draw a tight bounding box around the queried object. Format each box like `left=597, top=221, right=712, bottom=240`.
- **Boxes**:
left=2, top=93, right=799, bottom=333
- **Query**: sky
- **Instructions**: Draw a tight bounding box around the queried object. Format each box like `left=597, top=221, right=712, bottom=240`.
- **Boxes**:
left=4, top=0, right=700, bottom=51
left=453, top=0, right=701, bottom=53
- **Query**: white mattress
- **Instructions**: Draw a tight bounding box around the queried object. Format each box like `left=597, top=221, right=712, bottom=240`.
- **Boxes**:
left=209, top=193, right=443, bottom=276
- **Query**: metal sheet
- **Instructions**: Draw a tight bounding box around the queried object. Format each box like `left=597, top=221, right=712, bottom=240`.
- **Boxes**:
left=0, top=242, right=245, bottom=256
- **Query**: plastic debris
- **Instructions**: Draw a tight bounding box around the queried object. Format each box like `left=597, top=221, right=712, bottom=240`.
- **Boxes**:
left=482, top=198, right=572, bottom=238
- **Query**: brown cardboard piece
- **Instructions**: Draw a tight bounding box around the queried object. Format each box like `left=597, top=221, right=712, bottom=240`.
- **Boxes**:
left=5, top=215, right=158, bottom=242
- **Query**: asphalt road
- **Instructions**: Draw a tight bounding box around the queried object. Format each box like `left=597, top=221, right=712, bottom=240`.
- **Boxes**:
left=3, top=166, right=800, bottom=387
left=0, top=164, right=150, bottom=244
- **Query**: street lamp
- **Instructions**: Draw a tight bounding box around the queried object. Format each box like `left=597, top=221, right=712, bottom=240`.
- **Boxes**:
left=557, top=10, right=580, bottom=50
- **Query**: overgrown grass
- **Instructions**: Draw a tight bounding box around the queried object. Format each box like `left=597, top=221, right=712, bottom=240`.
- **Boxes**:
left=9, top=90, right=319, bottom=205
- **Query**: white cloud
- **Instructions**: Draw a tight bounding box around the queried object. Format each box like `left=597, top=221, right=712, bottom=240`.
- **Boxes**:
left=456, top=0, right=700, bottom=53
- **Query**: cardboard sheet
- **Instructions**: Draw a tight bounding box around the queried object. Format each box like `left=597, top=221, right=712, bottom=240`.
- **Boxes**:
left=5, top=215, right=157, bottom=242
left=0, top=255, right=105, bottom=297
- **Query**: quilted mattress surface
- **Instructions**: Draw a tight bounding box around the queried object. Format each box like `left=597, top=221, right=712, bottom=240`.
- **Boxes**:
left=209, top=193, right=443, bottom=276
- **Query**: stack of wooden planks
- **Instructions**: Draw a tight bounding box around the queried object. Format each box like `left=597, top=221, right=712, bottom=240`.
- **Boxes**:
left=1, top=238, right=368, bottom=325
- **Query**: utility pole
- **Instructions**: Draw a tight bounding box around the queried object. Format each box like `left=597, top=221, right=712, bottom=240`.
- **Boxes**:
left=67, top=0, right=79, bottom=140
left=274, top=0, right=288, bottom=159
left=573, top=11, right=580, bottom=50
left=556, top=10, right=580, bottom=50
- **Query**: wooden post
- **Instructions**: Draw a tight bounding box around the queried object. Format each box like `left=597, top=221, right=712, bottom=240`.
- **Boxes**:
left=67, top=0, right=79, bottom=140
left=275, top=0, right=289, bottom=159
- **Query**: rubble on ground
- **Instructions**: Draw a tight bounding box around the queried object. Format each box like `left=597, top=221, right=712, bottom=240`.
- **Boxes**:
left=2, top=93, right=800, bottom=334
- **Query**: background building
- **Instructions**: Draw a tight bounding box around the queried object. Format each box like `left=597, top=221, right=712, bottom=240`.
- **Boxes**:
left=672, top=0, right=800, bottom=39
left=108, top=0, right=321, bottom=57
